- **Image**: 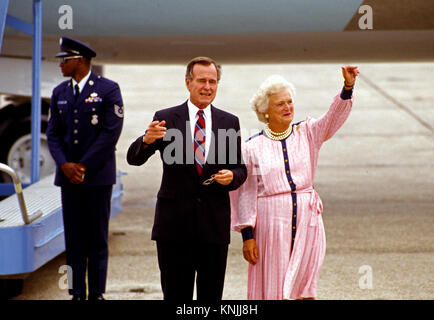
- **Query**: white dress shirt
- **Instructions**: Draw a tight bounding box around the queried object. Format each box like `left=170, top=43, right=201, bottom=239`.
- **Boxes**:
left=72, top=70, right=91, bottom=95
left=187, top=99, right=212, bottom=160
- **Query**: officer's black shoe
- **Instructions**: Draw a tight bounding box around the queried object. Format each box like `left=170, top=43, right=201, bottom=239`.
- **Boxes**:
left=71, top=294, right=86, bottom=301
left=88, top=294, right=105, bottom=301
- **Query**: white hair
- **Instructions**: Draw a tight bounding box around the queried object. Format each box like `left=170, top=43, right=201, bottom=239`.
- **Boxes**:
left=250, top=74, right=296, bottom=123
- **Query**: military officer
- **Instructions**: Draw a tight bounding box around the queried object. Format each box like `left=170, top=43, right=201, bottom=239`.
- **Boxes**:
left=46, top=37, right=124, bottom=300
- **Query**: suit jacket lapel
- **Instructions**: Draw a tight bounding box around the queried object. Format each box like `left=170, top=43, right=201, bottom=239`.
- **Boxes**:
left=65, top=79, right=75, bottom=106
left=77, top=72, right=98, bottom=105
left=174, top=102, right=198, bottom=178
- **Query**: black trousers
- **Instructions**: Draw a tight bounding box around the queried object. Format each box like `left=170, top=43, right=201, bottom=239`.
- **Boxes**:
left=156, top=241, right=228, bottom=301
left=61, top=184, right=112, bottom=296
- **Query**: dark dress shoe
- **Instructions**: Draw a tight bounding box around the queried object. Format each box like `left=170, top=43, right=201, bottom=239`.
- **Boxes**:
left=88, top=294, right=105, bottom=301
left=71, top=294, right=86, bottom=301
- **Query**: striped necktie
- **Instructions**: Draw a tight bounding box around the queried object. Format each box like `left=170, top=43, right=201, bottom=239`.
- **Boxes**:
left=194, top=110, right=206, bottom=175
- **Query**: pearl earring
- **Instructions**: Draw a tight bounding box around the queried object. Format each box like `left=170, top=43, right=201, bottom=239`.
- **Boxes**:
left=265, top=114, right=269, bottom=119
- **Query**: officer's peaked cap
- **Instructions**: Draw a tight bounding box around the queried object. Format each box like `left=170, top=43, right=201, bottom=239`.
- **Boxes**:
left=55, top=37, right=96, bottom=59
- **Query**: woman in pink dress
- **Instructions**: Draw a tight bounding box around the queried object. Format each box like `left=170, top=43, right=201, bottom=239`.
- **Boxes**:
left=230, top=66, right=360, bottom=300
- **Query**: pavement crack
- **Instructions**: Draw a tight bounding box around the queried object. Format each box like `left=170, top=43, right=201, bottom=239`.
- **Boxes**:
left=358, top=73, right=434, bottom=134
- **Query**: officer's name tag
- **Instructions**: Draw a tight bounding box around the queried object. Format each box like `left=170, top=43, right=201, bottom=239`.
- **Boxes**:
left=57, top=100, right=67, bottom=105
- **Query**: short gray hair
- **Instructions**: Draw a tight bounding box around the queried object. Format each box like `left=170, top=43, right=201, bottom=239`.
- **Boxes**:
left=185, top=56, right=222, bottom=81
left=250, top=75, right=296, bottom=123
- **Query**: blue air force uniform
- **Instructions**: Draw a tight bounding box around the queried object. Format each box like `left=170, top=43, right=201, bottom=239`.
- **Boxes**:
left=46, top=37, right=124, bottom=298
left=48, top=73, right=123, bottom=186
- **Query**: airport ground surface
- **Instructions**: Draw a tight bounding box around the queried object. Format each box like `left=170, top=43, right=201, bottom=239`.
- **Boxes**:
left=14, top=62, right=433, bottom=300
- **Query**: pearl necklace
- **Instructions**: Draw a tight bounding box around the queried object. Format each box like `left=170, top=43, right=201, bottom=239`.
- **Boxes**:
left=264, top=124, right=292, bottom=141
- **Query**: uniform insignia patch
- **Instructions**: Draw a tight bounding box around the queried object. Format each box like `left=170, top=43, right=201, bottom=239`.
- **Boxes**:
left=114, top=104, right=124, bottom=118
left=91, top=114, right=98, bottom=125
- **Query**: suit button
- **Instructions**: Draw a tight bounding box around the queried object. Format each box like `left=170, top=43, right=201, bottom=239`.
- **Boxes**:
left=74, top=109, right=78, bottom=113
left=74, top=119, right=79, bottom=124
left=73, top=129, right=78, bottom=134
left=74, top=140, right=78, bottom=144
left=197, top=197, right=202, bottom=204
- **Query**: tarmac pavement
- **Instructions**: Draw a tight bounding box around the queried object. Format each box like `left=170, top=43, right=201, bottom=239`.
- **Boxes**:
left=13, top=62, right=433, bottom=300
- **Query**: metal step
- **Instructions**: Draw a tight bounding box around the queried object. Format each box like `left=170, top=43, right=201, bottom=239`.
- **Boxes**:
left=0, top=174, right=59, bottom=228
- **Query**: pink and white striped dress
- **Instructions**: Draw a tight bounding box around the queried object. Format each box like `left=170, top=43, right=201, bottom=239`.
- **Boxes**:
left=230, top=92, right=353, bottom=300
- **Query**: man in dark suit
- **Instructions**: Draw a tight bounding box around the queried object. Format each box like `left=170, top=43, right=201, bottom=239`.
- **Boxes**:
left=46, top=37, right=124, bottom=300
left=127, top=57, right=247, bottom=301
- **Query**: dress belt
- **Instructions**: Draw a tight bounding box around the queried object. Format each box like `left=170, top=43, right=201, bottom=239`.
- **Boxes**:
left=295, top=187, right=323, bottom=227
left=258, top=187, right=323, bottom=227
